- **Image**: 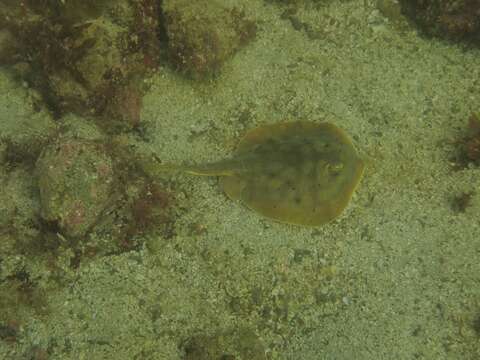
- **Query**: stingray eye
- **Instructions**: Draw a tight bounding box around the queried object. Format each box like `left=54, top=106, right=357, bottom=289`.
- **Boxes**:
left=327, top=162, right=344, bottom=175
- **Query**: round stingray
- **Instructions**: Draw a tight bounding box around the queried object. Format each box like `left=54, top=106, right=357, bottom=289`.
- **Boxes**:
left=220, top=121, right=365, bottom=226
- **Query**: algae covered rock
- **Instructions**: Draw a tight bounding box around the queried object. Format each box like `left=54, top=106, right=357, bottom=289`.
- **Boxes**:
left=0, top=168, right=41, bottom=254
left=0, top=72, right=57, bottom=163
left=36, top=138, right=114, bottom=238
left=46, top=18, right=124, bottom=112
left=401, top=0, right=480, bottom=42
left=0, top=1, right=160, bottom=129
left=0, top=28, right=16, bottom=64
left=163, top=0, right=256, bottom=78
left=183, top=327, right=266, bottom=360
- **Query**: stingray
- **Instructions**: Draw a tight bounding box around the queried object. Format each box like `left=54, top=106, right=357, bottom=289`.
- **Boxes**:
left=157, top=121, right=365, bottom=226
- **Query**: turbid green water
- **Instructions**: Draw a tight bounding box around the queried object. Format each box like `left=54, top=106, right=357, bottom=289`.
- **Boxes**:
left=1, top=0, right=479, bottom=359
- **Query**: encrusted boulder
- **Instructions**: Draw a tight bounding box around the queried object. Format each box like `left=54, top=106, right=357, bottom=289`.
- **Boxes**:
left=163, top=0, right=256, bottom=78
left=401, top=0, right=480, bottom=42
left=36, top=138, right=114, bottom=238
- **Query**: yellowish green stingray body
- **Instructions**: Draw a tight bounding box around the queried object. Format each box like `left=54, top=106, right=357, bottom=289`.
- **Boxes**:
left=161, top=121, right=365, bottom=226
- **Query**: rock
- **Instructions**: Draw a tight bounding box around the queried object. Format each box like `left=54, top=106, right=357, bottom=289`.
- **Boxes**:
left=163, top=0, right=256, bottom=78
left=0, top=72, right=58, bottom=164
left=400, top=0, right=480, bottom=42
left=0, top=168, right=41, bottom=253
left=46, top=18, right=125, bottom=114
left=0, top=29, right=16, bottom=65
left=36, top=138, right=114, bottom=238
left=99, top=84, right=143, bottom=132
left=0, top=1, right=159, bottom=123
left=183, top=327, right=266, bottom=360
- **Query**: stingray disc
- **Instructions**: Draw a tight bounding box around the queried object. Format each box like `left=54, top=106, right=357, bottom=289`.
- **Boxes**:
left=220, top=121, right=365, bottom=226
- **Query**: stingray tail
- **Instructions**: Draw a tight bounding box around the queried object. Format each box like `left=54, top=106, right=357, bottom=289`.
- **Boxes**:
left=139, top=153, right=237, bottom=178
left=135, top=153, right=184, bottom=178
